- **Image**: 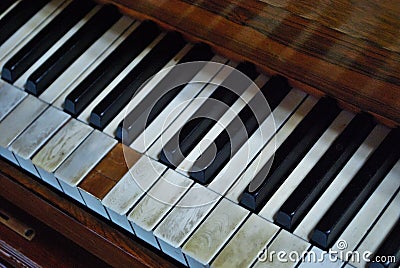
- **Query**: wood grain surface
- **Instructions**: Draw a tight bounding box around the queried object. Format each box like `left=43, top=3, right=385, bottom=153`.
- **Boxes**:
left=96, top=0, right=400, bottom=125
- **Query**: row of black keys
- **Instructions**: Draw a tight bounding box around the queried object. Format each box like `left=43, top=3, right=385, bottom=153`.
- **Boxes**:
left=2, top=0, right=400, bottom=256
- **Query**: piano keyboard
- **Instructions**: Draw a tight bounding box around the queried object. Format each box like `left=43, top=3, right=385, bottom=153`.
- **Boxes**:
left=0, top=1, right=399, bottom=267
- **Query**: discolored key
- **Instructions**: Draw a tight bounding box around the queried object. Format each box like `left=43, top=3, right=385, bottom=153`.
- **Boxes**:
left=63, top=21, right=160, bottom=116
left=1, top=0, right=95, bottom=83
left=275, top=113, right=375, bottom=230
left=89, top=32, right=186, bottom=129
left=239, top=98, right=341, bottom=212
left=310, top=128, right=400, bottom=249
left=25, top=5, right=121, bottom=96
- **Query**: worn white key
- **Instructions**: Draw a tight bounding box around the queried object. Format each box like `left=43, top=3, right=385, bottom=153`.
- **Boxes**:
left=14, top=5, right=101, bottom=89
left=78, top=32, right=166, bottom=123
left=294, top=125, right=390, bottom=240
left=259, top=111, right=354, bottom=221
left=211, top=214, right=279, bottom=268
left=298, top=247, right=344, bottom=268
left=0, top=82, right=27, bottom=121
left=102, top=44, right=193, bottom=137
left=32, top=119, right=92, bottom=189
left=182, top=198, right=249, bottom=266
left=128, top=169, right=193, bottom=231
left=208, top=89, right=307, bottom=195
left=253, top=230, right=311, bottom=268
left=41, top=17, right=134, bottom=105
left=0, top=0, right=69, bottom=66
left=51, top=18, right=137, bottom=108
left=9, top=106, right=70, bottom=176
left=102, top=156, right=166, bottom=215
left=225, top=95, right=318, bottom=203
left=349, top=190, right=400, bottom=268
left=54, top=130, right=116, bottom=202
left=146, top=61, right=237, bottom=159
left=130, top=55, right=228, bottom=153
left=176, top=75, right=268, bottom=176
left=332, top=160, right=400, bottom=255
left=154, top=184, right=220, bottom=248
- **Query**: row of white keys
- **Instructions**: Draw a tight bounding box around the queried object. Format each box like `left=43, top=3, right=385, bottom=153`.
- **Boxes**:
left=146, top=61, right=238, bottom=159
left=0, top=95, right=47, bottom=165
left=9, top=106, right=70, bottom=177
left=102, top=43, right=194, bottom=137
left=0, top=82, right=27, bottom=121
left=331, top=160, right=400, bottom=257
left=54, top=130, right=117, bottom=204
left=101, top=155, right=167, bottom=232
left=176, top=75, right=269, bottom=176
left=44, top=16, right=135, bottom=106
left=77, top=32, right=166, bottom=124
left=349, top=190, right=400, bottom=267
left=0, top=0, right=69, bottom=66
left=32, top=119, right=93, bottom=190
left=293, top=125, right=391, bottom=241
left=208, top=88, right=307, bottom=195
left=130, top=55, right=229, bottom=153
left=225, top=95, right=318, bottom=203
left=258, top=110, right=355, bottom=221
left=13, top=5, right=102, bottom=89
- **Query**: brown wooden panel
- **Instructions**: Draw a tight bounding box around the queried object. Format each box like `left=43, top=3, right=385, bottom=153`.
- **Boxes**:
left=79, top=143, right=141, bottom=199
left=97, top=0, right=400, bottom=125
left=0, top=158, right=178, bottom=268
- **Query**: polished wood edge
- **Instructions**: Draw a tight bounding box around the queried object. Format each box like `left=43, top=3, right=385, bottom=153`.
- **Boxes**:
left=0, top=158, right=178, bottom=268
left=95, top=0, right=400, bottom=126
left=0, top=239, right=40, bottom=268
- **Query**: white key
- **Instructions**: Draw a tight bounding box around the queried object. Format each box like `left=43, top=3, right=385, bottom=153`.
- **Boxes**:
left=208, top=89, right=307, bottom=195
left=32, top=119, right=92, bottom=189
left=106, top=207, right=135, bottom=234
left=51, top=18, right=137, bottom=109
left=102, top=44, right=193, bottom=137
left=253, top=230, right=311, bottom=268
left=101, top=156, right=166, bottom=215
left=128, top=169, right=193, bottom=231
left=0, top=1, right=20, bottom=20
left=78, top=33, right=166, bottom=123
left=259, top=111, right=354, bottom=221
left=331, top=160, right=400, bottom=254
left=0, top=0, right=69, bottom=66
left=0, top=82, right=27, bottom=121
left=54, top=130, right=116, bottom=202
left=211, top=214, right=279, bottom=268
left=182, top=198, right=249, bottom=266
left=294, top=125, right=390, bottom=240
left=298, top=247, right=344, bottom=268
left=14, top=5, right=101, bottom=89
left=9, top=106, right=70, bottom=176
left=349, top=190, right=400, bottom=267
left=176, top=75, right=268, bottom=176
left=130, top=55, right=228, bottom=153
left=146, top=61, right=237, bottom=159
left=41, top=16, right=134, bottom=105
left=225, top=95, right=318, bottom=203
left=154, top=184, right=221, bottom=248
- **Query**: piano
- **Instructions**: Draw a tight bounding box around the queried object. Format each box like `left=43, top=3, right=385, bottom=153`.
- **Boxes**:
left=0, top=0, right=399, bottom=267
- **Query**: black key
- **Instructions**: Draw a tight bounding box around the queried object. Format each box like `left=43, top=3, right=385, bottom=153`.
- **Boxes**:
left=239, top=98, right=341, bottom=212
left=310, top=128, right=400, bottom=250
left=189, top=75, right=291, bottom=184
left=117, top=43, right=214, bottom=142
left=25, top=5, right=121, bottom=96
left=159, top=62, right=259, bottom=168
left=89, top=32, right=187, bottom=129
left=369, top=219, right=400, bottom=268
left=0, top=0, right=49, bottom=46
left=63, top=21, right=160, bottom=116
left=1, top=0, right=95, bottom=83
left=275, top=113, right=375, bottom=231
